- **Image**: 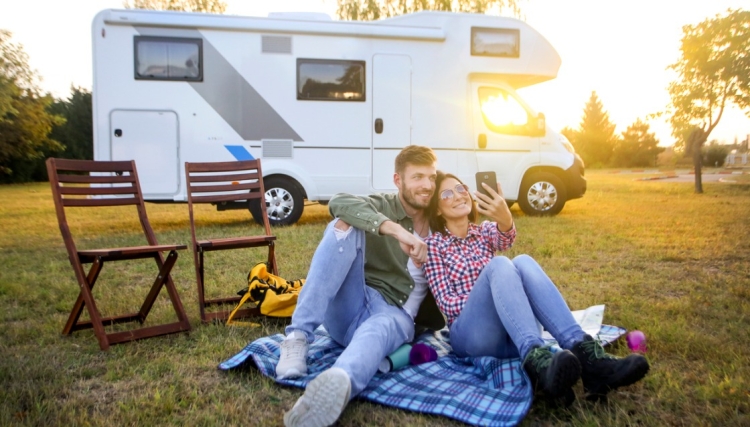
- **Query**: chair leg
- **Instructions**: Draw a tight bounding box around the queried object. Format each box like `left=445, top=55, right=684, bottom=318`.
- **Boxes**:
left=161, top=253, right=191, bottom=328
left=198, top=248, right=207, bottom=322
left=63, top=257, right=103, bottom=335
left=66, top=256, right=110, bottom=350
left=268, top=242, right=278, bottom=276
left=138, top=250, right=184, bottom=321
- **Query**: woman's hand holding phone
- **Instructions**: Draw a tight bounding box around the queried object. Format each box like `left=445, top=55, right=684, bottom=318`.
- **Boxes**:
left=474, top=182, right=514, bottom=233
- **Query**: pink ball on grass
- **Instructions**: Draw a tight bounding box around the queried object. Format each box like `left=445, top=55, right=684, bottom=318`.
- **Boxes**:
left=626, top=330, right=647, bottom=353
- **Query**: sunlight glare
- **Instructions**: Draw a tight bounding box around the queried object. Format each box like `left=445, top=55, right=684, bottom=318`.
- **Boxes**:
left=481, top=94, right=528, bottom=127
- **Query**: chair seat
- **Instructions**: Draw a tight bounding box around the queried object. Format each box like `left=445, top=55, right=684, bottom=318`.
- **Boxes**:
left=78, top=244, right=188, bottom=263
left=196, top=236, right=276, bottom=251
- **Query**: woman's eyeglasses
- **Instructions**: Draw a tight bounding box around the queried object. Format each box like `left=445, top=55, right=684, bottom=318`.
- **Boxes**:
left=440, top=184, right=470, bottom=201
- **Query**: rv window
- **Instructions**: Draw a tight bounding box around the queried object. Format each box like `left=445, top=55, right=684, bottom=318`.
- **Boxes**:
left=478, top=87, right=532, bottom=136
left=134, top=36, right=203, bottom=81
left=471, top=28, right=520, bottom=58
left=297, top=59, right=365, bottom=101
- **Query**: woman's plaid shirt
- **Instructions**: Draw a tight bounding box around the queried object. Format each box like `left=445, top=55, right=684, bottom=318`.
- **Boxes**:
left=423, top=221, right=516, bottom=326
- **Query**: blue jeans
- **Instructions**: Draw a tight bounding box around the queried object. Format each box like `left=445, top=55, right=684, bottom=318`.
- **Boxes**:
left=286, top=219, right=415, bottom=397
left=449, top=255, right=586, bottom=361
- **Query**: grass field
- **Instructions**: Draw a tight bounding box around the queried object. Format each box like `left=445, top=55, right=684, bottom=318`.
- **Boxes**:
left=1, top=171, right=749, bottom=426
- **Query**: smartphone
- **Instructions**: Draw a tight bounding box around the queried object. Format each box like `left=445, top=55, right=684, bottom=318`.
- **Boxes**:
left=475, top=171, right=498, bottom=199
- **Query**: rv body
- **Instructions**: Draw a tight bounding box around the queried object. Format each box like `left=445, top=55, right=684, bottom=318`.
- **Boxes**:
left=92, top=9, right=585, bottom=225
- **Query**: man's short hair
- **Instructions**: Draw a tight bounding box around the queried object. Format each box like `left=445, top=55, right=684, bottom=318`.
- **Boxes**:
left=395, top=145, right=437, bottom=175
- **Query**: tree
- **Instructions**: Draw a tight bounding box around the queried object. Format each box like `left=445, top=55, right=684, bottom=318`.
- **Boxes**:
left=569, top=91, right=618, bottom=167
left=123, top=0, right=226, bottom=13
left=0, top=30, right=63, bottom=181
left=48, top=87, right=93, bottom=161
left=666, top=9, right=750, bottom=193
left=612, top=118, right=664, bottom=168
left=336, top=0, right=523, bottom=21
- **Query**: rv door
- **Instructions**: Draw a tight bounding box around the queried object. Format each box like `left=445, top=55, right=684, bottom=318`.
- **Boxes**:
left=372, top=54, right=412, bottom=190
left=110, top=110, right=180, bottom=198
left=471, top=83, right=541, bottom=201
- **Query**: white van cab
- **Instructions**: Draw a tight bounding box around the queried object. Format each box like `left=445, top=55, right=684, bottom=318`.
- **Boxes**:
left=92, top=9, right=585, bottom=225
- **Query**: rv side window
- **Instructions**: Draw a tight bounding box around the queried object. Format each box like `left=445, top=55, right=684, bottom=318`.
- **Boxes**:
left=478, top=87, right=532, bottom=136
left=297, top=59, right=365, bottom=101
left=134, top=36, right=203, bottom=81
left=471, top=28, right=520, bottom=58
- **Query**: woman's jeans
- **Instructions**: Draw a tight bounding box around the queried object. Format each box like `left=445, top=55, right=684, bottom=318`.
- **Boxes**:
left=449, top=255, right=586, bottom=360
left=286, top=219, right=414, bottom=397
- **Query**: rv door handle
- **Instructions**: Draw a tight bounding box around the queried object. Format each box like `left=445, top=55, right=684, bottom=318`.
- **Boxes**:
left=478, top=133, right=487, bottom=149
left=374, top=118, right=383, bottom=134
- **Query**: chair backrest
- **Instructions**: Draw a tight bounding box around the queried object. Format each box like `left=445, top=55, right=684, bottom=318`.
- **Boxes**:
left=185, top=160, right=272, bottom=238
left=46, top=158, right=159, bottom=260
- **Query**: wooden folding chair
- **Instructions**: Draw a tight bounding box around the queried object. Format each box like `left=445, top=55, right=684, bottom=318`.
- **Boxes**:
left=46, top=158, right=191, bottom=351
left=185, top=160, right=277, bottom=323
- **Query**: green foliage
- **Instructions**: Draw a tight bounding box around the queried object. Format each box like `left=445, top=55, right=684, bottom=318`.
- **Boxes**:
left=567, top=91, right=619, bottom=167
left=336, top=0, right=522, bottom=21
left=48, top=87, right=93, bottom=162
left=667, top=9, right=750, bottom=150
left=0, top=30, right=64, bottom=182
left=702, top=141, right=730, bottom=167
left=611, top=118, right=664, bottom=168
left=122, top=0, right=227, bottom=13
left=560, top=126, right=576, bottom=144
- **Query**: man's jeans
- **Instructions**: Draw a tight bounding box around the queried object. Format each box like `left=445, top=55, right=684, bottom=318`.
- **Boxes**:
left=449, top=255, right=586, bottom=361
left=286, top=219, right=414, bottom=397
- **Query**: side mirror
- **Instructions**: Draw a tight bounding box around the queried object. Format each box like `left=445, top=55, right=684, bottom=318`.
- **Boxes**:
left=535, top=113, right=546, bottom=136
left=478, top=133, right=487, bottom=149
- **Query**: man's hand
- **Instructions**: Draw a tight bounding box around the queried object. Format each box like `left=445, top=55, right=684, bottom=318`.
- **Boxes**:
left=379, top=220, right=428, bottom=267
left=474, top=182, right=514, bottom=232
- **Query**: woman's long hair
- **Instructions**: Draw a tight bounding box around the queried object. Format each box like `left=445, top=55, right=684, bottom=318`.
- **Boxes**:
left=428, top=171, right=478, bottom=234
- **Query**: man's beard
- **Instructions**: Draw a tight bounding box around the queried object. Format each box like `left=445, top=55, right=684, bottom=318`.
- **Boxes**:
left=402, top=187, right=431, bottom=210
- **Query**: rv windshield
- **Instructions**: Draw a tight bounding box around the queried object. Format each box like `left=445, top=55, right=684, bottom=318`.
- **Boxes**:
left=478, top=87, right=532, bottom=135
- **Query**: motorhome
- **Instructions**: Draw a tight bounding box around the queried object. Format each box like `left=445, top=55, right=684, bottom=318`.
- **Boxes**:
left=92, top=8, right=586, bottom=225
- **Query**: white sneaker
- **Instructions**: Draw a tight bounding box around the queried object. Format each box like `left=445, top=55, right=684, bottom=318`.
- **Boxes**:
left=276, top=331, right=309, bottom=379
left=283, top=367, right=351, bottom=427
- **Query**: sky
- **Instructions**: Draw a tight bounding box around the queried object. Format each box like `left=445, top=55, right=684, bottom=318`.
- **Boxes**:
left=1, top=0, right=749, bottom=147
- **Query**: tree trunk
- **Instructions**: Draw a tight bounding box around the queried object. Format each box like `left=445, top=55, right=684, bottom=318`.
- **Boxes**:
left=693, top=144, right=703, bottom=193
left=687, top=128, right=706, bottom=194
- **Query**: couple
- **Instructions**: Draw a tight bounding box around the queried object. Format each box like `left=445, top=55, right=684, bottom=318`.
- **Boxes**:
left=276, top=146, right=649, bottom=427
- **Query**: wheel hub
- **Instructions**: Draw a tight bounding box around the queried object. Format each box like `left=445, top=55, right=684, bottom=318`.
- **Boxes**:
left=527, top=181, right=557, bottom=212
left=265, top=188, right=294, bottom=220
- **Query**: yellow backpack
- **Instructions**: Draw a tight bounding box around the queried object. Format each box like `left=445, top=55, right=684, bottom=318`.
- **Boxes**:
left=226, top=262, right=305, bottom=326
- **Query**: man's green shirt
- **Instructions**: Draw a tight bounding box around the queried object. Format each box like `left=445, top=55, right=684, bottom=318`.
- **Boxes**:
left=329, top=192, right=445, bottom=331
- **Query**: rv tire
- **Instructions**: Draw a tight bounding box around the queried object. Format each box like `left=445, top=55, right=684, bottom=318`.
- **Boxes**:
left=249, top=176, right=304, bottom=226
left=518, top=172, right=566, bottom=216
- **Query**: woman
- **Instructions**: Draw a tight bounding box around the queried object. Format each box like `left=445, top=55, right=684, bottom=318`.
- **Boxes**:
left=423, top=171, right=649, bottom=402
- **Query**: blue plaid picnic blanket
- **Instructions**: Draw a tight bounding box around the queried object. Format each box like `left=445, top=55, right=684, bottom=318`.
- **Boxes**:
left=219, top=325, right=625, bottom=426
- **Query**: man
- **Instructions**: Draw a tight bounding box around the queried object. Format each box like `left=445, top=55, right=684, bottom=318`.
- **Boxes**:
left=277, top=145, right=446, bottom=427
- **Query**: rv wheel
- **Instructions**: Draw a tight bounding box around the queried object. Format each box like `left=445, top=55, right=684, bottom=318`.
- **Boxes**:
left=518, top=172, right=567, bottom=216
left=249, top=177, right=304, bottom=226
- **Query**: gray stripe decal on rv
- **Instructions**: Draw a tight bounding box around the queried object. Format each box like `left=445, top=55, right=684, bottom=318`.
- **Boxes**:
left=134, top=26, right=303, bottom=142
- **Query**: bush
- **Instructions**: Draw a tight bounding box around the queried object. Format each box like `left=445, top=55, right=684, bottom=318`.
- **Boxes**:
left=703, top=144, right=730, bottom=167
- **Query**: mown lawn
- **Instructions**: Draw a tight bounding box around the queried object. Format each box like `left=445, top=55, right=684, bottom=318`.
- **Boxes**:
left=1, top=172, right=748, bottom=426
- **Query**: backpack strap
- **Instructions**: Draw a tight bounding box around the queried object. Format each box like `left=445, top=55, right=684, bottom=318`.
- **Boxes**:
left=226, top=290, right=261, bottom=327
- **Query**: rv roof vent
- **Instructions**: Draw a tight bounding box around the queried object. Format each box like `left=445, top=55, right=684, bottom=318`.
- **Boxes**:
left=267, top=12, right=332, bottom=21
left=262, top=35, right=292, bottom=54
left=262, top=139, right=293, bottom=159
